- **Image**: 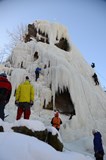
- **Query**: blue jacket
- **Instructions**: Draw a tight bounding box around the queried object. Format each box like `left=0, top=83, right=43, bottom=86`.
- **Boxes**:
left=93, top=132, right=104, bottom=154
left=35, top=67, right=41, bottom=73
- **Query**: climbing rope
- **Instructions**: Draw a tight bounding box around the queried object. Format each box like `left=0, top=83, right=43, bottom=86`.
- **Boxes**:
left=96, top=70, right=106, bottom=89
left=96, top=71, right=106, bottom=83
left=79, top=76, right=97, bottom=128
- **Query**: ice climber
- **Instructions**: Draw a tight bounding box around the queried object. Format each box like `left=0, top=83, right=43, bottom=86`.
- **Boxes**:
left=15, top=76, right=34, bottom=120
left=91, top=62, right=95, bottom=68
left=35, top=67, right=41, bottom=81
left=51, top=111, right=62, bottom=131
left=92, top=129, right=104, bottom=160
left=92, top=73, right=99, bottom=85
left=0, top=73, right=12, bottom=120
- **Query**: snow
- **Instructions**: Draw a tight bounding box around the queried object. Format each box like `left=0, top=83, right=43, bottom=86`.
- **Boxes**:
left=0, top=132, right=93, bottom=160
left=0, top=20, right=106, bottom=159
left=34, top=20, right=70, bottom=45
left=0, top=119, right=93, bottom=160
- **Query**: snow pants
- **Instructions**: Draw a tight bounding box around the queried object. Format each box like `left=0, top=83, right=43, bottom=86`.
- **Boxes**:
left=95, top=152, right=104, bottom=160
left=0, top=102, right=6, bottom=121
left=95, top=156, right=103, bottom=160
left=35, top=72, right=39, bottom=81
left=16, top=102, right=31, bottom=120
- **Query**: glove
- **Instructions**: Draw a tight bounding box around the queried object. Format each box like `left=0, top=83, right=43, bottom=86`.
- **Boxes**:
left=4, top=100, right=8, bottom=104
left=30, top=101, right=34, bottom=106
left=15, top=100, right=19, bottom=106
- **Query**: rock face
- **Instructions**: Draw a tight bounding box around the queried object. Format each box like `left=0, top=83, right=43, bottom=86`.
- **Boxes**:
left=12, top=126, right=47, bottom=141
left=47, top=131, right=63, bottom=151
left=24, top=21, right=70, bottom=51
left=12, top=126, right=63, bottom=151
left=55, top=37, right=70, bottom=52
left=45, top=88, right=75, bottom=116
left=0, top=123, right=63, bottom=151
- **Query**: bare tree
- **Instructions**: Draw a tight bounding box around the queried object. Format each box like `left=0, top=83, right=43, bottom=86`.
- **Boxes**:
left=0, top=46, right=11, bottom=63
left=7, top=23, right=27, bottom=49
left=0, top=23, right=27, bottom=63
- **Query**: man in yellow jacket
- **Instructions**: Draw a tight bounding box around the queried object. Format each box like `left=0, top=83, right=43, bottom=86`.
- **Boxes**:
left=15, top=76, right=34, bottom=120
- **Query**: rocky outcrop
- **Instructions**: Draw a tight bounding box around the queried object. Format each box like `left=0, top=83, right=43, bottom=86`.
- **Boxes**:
left=47, top=132, right=63, bottom=151
left=12, top=126, right=47, bottom=141
left=44, top=88, right=75, bottom=116
left=55, top=37, right=70, bottom=52
left=24, top=22, right=70, bottom=51
left=12, top=126, right=63, bottom=151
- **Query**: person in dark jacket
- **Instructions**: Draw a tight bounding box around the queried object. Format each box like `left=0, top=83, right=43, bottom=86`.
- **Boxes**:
left=92, top=73, right=99, bottom=85
left=0, top=73, right=12, bottom=120
left=92, top=129, right=104, bottom=160
left=35, top=67, right=41, bottom=81
left=51, top=111, right=62, bottom=131
left=91, top=63, right=95, bottom=68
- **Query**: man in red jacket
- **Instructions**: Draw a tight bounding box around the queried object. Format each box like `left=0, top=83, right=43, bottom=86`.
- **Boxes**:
left=0, top=73, right=12, bottom=120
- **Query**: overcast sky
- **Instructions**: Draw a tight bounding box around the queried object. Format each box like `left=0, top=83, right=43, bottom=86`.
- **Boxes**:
left=0, top=0, right=106, bottom=87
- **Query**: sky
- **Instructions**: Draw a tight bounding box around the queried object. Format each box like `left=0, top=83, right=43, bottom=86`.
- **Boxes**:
left=0, top=0, right=106, bottom=87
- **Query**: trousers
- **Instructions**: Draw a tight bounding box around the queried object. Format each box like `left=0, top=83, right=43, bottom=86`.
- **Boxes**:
left=16, top=102, right=31, bottom=120
left=0, top=102, right=6, bottom=121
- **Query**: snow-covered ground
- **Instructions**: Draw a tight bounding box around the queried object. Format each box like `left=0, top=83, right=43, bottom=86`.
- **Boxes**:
left=1, top=99, right=105, bottom=160
left=0, top=118, right=94, bottom=160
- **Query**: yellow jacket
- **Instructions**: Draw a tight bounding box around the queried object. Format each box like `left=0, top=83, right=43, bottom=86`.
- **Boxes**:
left=16, top=80, right=34, bottom=103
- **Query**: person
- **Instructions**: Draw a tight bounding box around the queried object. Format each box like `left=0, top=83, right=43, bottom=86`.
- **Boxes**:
left=92, top=129, right=104, bottom=160
left=92, top=73, right=99, bottom=85
left=91, top=63, right=95, bottom=68
left=51, top=111, right=62, bottom=131
left=21, top=61, right=23, bottom=68
left=35, top=67, right=41, bottom=81
left=15, top=76, right=34, bottom=120
left=0, top=73, right=12, bottom=120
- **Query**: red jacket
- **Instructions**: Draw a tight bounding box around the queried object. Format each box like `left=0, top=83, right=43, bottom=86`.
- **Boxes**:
left=51, top=113, right=62, bottom=129
left=0, top=77, right=12, bottom=103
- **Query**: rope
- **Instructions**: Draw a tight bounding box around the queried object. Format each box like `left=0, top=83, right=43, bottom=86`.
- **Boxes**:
left=95, top=70, right=106, bottom=89
left=96, top=71, right=106, bottom=83
left=63, top=146, right=72, bottom=152
left=95, top=94, right=106, bottom=112
left=79, top=76, right=97, bottom=128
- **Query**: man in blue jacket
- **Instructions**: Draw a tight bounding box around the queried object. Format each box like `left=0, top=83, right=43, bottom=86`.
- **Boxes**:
left=92, top=130, right=104, bottom=160
left=35, top=67, right=41, bottom=81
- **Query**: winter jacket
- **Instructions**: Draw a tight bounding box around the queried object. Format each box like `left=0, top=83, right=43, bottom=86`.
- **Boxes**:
left=93, top=131, right=104, bottom=155
left=35, top=67, right=41, bottom=73
left=15, top=80, right=34, bottom=103
left=51, top=116, right=62, bottom=129
left=0, top=76, right=12, bottom=103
